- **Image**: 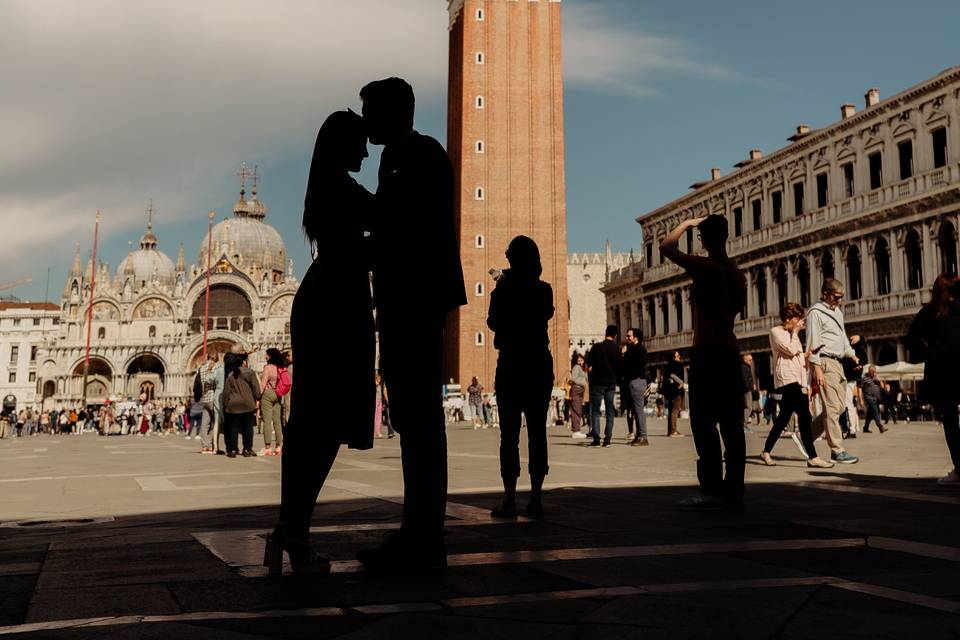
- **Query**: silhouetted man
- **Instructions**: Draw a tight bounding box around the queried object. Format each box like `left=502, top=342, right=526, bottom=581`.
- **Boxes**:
left=661, top=215, right=747, bottom=511
left=586, top=325, right=622, bottom=447
left=357, top=77, right=466, bottom=573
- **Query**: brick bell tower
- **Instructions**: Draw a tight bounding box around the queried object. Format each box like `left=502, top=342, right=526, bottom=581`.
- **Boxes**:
left=445, top=0, right=569, bottom=388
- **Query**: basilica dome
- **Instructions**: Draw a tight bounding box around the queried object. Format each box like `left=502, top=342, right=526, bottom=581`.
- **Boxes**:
left=198, top=180, right=287, bottom=274
left=116, top=225, right=176, bottom=288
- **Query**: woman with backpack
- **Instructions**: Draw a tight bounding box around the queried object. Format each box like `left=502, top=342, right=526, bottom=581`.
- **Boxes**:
left=260, top=348, right=290, bottom=456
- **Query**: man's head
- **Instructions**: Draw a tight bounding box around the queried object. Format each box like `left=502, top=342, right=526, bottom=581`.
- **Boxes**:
left=868, top=365, right=877, bottom=377
left=697, top=215, right=729, bottom=253
left=673, top=351, right=681, bottom=362
left=742, top=353, right=753, bottom=366
left=626, top=327, right=642, bottom=344
left=605, top=324, right=619, bottom=340
left=359, top=77, right=415, bottom=145
left=821, top=278, right=845, bottom=307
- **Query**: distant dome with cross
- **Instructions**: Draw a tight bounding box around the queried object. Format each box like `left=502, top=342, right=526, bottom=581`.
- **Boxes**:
left=198, top=162, right=287, bottom=276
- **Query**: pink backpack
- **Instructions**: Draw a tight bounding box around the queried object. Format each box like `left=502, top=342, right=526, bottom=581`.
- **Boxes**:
left=274, top=367, right=292, bottom=397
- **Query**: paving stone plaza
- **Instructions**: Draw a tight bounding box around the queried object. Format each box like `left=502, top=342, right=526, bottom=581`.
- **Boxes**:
left=1, top=417, right=958, bottom=638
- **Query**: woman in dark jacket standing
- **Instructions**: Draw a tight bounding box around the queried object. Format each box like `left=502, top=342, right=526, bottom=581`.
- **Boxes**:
left=487, top=235, right=555, bottom=519
left=263, top=109, right=376, bottom=576
left=907, top=272, right=960, bottom=486
left=221, top=351, right=261, bottom=458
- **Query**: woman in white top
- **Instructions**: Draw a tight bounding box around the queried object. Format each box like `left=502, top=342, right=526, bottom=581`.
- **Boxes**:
left=761, top=303, right=834, bottom=468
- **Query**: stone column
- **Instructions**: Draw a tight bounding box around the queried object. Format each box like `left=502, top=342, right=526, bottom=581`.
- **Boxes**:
left=860, top=237, right=875, bottom=298
left=896, top=339, right=906, bottom=363
left=890, top=228, right=905, bottom=292
left=787, top=259, right=798, bottom=302
left=744, top=270, right=754, bottom=319
left=765, top=264, right=777, bottom=317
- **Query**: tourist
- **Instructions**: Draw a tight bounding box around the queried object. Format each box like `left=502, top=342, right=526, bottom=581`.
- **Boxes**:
left=467, top=376, right=485, bottom=429
left=259, top=348, right=288, bottom=456
left=568, top=353, right=588, bottom=439
left=355, top=77, right=466, bottom=575
left=265, top=108, right=378, bottom=576
left=486, top=235, right=554, bottom=519
left=586, top=325, right=622, bottom=447
left=222, top=351, right=260, bottom=458
left=881, top=383, right=899, bottom=424
left=806, top=278, right=860, bottom=464
left=0, top=411, right=8, bottom=439
left=859, top=366, right=888, bottom=434
left=661, top=214, right=747, bottom=511
left=907, top=273, right=960, bottom=486
left=197, top=354, right=224, bottom=454
left=374, top=372, right=385, bottom=438
left=623, top=328, right=649, bottom=446
left=741, top=354, right=755, bottom=432
left=760, top=303, right=833, bottom=468
left=662, top=351, right=685, bottom=437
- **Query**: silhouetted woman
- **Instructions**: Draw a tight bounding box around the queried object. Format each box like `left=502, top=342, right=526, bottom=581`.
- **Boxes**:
left=907, top=273, right=960, bottom=486
left=264, top=110, right=376, bottom=575
left=487, top=235, right=554, bottom=518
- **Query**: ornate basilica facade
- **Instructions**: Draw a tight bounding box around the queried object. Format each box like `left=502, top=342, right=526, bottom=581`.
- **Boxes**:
left=38, top=170, right=297, bottom=408
left=604, top=67, right=960, bottom=387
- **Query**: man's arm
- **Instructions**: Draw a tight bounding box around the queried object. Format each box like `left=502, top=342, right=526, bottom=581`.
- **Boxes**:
left=660, top=217, right=706, bottom=270
left=805, top=311, right=824, bottom=366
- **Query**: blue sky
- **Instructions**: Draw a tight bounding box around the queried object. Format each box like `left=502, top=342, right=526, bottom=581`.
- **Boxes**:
left=3, top=0, right=958, bottom=300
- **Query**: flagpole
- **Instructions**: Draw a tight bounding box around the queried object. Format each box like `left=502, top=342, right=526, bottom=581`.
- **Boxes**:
left=81, top=210, right=101, bottom=412
left=202, top=210, right=215, bottom=359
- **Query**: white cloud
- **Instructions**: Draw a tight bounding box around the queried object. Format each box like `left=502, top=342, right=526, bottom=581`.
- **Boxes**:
left=563, top=3, right=747, bottom=98
left=0, top=0, right=449, bottom=271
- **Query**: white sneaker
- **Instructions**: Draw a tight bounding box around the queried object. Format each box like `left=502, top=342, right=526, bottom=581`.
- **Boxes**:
left=790, top=432, right=808, bottom=458
left=571, top=431, right=587, bottom=440
left=937, top=471, right=960, bottom=487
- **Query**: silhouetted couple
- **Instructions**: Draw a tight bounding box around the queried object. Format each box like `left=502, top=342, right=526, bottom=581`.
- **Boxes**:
left=263, top=78, right=466, bottom=576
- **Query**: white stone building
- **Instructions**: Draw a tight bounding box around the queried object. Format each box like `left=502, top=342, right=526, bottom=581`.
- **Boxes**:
left=567, top=244, right=635, bottom=357
left=38, top=171, right=298, bottom=409
left=604, top=67, right=960, bottom=387
left=0, top=302, right=61, bottom=412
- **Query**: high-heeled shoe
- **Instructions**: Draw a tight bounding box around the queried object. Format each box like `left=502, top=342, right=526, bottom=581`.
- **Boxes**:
left=263, top=529, right=331, bottom=577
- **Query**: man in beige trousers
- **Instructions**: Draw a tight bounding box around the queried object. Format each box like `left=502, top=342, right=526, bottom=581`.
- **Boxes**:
left=806, top=278, right=860, bottom=464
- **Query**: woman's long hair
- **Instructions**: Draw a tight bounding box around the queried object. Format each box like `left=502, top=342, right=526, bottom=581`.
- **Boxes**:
left=929, top=272, right=958, bottom=316
left=303, top=109, right=366, bottom=250
left=266, top=348, right=287, bottom=368
left=223, top=352, right=242, bottom=379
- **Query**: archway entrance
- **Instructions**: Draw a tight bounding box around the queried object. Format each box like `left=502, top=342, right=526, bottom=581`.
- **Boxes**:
left=126, top=353, right=165, bottom=400
left=188, top=338, right=237, bottom=372
left=190, top=285, right=253, bottom=334
left=72, top=358, right=113, bottom=404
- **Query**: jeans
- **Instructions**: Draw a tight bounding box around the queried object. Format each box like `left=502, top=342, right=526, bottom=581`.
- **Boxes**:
left=224, top=411, right=255, bottom=453
left=199, top=402, right=217, bottom=449
left=589, top=384, right=616, bottom=443
left=627, top=378, right=648, bottom=438
left=187, top=413, right=202, bottom=437
left=569, top=384, right=585, bottom=431
left=497, top=378, right=552, bottom=479
left=862, top=396, right=884, bottom=432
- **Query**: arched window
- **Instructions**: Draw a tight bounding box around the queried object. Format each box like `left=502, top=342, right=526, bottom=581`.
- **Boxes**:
left=475, top=186, right=484, bottom=200
left=97, top=327, right=105, bottom=339
left=647, top=299, right=656, bottom=337
left=660, top=293, right=669, bottom=334
left=820, top=249, right=835, bottom=282
left=674, top=289, right=683, bottom=331
left=756, top=269, right=768, bottom=317
left=475, top=282, right=485, bottom=297
left=148, top=325, right=156, bottom=339
left=476, top=51, right=484, bottom=64
left=874, top=237, right=891, bottom=295
left=476, top=7, right=484, bottom=20
left=476, top=140, right=484, bottom=153
left=475, top=332, right=485, bottom=346
left=797, top=257, right=811, bottom=308
left=846, top=246, right=862, bottom=300
left=905, top=229, right=923, bottom=290
left=775, top=263, right=788, bottom=312
left=475, top=234, right=485, bottom=249
left=476, top=95, right=484, bottom=109
left=939, top=222, right=958, bottom=274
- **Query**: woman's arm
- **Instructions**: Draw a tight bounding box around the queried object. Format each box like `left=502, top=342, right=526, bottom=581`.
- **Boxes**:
left=769, top=327, right=798, bottom=358
left=660, top=217, right=705, bottom=269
